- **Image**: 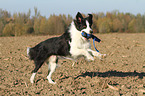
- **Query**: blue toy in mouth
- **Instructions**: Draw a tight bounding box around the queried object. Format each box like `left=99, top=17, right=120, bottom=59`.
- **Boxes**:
left=81, top=31, right=92, bottom=39
left=81, top=31, right=101, bottom=52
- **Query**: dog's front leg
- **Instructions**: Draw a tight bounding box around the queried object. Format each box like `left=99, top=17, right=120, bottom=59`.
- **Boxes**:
left=85, top=51, right=94, bottom=61
left=71, top=49, right=94, bottom=61
left=87, top=49, right=106, bottom=59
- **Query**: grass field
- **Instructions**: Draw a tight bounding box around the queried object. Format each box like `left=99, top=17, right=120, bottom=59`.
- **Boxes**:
left=0, top=33, right=145, bottom=95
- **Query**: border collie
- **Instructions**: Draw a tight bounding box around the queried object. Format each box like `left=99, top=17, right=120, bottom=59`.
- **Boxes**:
left=27, top=12, right=106, bottom=84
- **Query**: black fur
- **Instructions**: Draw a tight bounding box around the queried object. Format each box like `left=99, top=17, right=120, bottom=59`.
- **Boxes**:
left=28, top=31, right=71, bottom=73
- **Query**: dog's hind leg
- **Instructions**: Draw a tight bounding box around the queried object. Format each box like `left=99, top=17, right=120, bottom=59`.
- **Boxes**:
left=47, top=55, right=57, bottom=84
left=30, top=73, right=36, bottom=83
left=30, top=60, right=44, bottom=83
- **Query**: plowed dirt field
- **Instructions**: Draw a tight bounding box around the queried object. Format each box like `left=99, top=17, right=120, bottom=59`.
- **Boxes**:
left=0, top=33, right=145, bottom=95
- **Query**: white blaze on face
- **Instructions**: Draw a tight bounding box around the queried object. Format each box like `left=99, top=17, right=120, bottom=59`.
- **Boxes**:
left=82, top=20, right=92, bottom=34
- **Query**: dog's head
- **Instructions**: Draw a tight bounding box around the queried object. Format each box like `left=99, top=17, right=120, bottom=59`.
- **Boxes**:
left=74, top=12, right=93, bottom=35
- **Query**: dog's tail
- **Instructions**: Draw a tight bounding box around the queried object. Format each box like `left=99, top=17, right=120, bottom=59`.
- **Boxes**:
left=27, top=47, right=35, bottom=60
left=27, top=47, right=31, bottom=59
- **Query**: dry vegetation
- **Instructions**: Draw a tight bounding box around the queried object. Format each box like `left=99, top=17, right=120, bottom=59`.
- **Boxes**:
left=1, top=8, right=145, bottom=37
left=0, top=33, right=145, bottom=95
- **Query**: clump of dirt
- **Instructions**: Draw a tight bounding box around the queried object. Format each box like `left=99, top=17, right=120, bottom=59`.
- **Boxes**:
left=0, top=33, right=145, bottom=95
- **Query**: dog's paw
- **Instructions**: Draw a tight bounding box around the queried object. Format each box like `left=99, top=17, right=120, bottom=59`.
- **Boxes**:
left=48, top=80, right=56, bottom=84
left=30, top=78, right=34, bottom=83
left=30, top=80, right=34, bottom=84
left=30, top=73, right=36, bottom=84
left=101, top=54, right=107, bottom=59
left=87, top=56, right=94, bottom=61
left=47, top=77, right=56, bottom=84
left=98, top=54, right=107, bottom=60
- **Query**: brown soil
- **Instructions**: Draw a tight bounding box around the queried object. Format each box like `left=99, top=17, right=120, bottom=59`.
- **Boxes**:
left=0, top=33, right=145, bottom=96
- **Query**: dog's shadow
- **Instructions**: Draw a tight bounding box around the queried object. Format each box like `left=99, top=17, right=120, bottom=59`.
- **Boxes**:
left=74, top=70, right=145, bottom=79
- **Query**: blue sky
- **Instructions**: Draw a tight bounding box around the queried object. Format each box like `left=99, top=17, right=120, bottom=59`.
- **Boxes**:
left=0, top=0, right=145, bottom=17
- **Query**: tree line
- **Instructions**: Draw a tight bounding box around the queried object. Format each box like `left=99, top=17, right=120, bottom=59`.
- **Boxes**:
left=0, top=8, right=145, bottom=36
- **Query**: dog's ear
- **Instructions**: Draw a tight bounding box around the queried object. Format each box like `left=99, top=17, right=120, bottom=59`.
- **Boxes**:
left=76, top=12, right=83, bottom=23
left=88, top=14, right=93, bottom=25
left=88, top=14, right=93, bottom=20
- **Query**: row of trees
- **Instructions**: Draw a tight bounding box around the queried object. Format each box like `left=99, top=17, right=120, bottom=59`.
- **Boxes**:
left=0, top=8, right=145, bottom=36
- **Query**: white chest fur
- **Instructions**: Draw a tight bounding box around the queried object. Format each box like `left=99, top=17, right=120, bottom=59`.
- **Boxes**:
left=69, top=22, right=91, bottom=58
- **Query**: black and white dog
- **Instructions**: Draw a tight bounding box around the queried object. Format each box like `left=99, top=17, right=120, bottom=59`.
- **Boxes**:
left=27, top=12, right=106, bottom=84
